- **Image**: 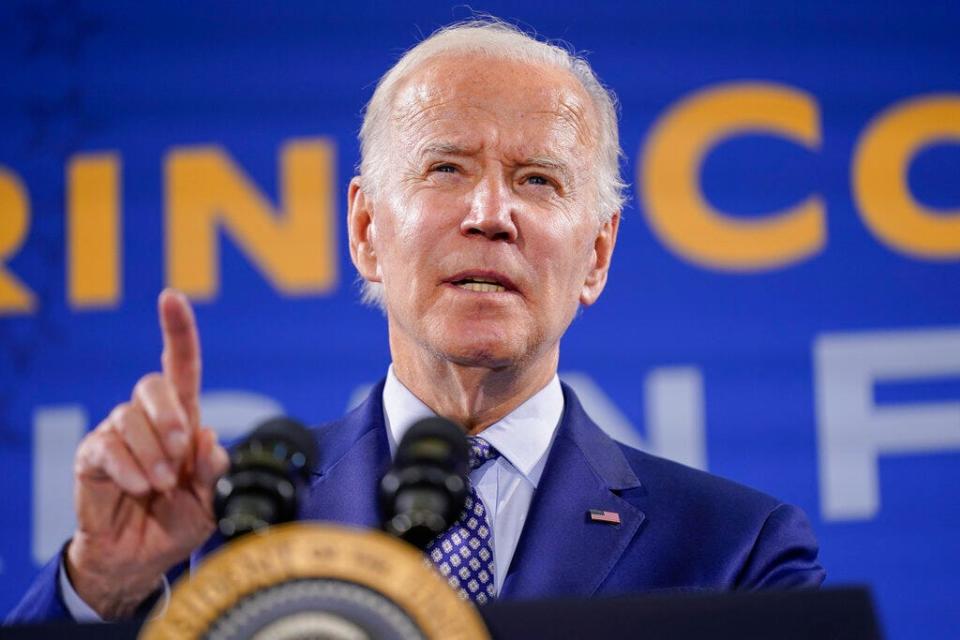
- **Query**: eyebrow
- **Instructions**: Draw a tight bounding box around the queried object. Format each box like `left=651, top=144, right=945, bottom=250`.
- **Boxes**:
left=418, top=142, right=475, bottom=157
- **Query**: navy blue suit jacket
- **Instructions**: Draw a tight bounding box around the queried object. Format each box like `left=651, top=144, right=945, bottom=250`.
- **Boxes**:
left=7, top=381, right=824, bottom=623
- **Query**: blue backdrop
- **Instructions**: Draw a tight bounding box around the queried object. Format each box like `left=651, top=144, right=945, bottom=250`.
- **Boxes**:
left=2, top=2, right=959, bottom=638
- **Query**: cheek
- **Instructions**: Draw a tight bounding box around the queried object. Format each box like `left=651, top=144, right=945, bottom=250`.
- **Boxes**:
left=531, top=222, right=595, bottom=284
left=375, top=202, right=445, bottom=307
left=375, top=199, right=422, bottom=263
left=382, top=191, right=447, bottom=247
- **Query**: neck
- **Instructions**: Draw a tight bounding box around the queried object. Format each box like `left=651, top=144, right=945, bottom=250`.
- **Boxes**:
left=389, top=337, right=558, bottom=435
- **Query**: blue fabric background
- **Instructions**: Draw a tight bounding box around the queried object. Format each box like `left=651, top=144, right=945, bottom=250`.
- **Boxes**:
left=1, top=2, right=958, bottom=638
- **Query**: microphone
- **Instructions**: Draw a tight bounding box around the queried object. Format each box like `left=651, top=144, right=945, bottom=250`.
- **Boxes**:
left=213, top=416, right=318, bottom=540
left=380, top=417, right=469, bottom=550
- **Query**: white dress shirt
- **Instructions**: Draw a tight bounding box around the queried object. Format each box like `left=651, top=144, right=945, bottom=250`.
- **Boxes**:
left=61, top=366, right=564, bottom=618
left=383, top=365, right=563, bottom=595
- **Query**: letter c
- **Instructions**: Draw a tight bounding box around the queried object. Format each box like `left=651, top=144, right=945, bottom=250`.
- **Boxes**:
left=641, top=82, right=825, bottom=271
left=853, top=95, right=960, bottom=259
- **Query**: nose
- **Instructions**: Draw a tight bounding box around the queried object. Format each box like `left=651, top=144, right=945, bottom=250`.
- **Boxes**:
left=460, top=173, right=519, bottom=242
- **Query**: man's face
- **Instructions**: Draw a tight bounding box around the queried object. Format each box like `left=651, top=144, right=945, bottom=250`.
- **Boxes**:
left=350, top=55, right=618, bottom=370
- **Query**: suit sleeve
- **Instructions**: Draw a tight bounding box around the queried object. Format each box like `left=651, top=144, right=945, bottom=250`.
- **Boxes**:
left=4, top=542, right=181, bottom=625
left=735, top=503, right=826, bottom=590
left=4, top=551, right=71, bottom=624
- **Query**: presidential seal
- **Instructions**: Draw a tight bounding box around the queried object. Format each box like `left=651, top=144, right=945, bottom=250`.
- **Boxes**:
left=139, top=523, right=490, bottom=640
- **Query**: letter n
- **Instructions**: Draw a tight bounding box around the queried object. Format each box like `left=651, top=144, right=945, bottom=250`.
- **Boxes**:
left=165, top=139, right=337, bottom=299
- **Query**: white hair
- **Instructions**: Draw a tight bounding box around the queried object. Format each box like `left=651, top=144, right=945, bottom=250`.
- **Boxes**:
left=357, top=17, right=627, bottom=308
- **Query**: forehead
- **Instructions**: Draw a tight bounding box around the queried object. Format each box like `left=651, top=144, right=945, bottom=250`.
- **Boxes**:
left=389, top=54, right=598, bottom=158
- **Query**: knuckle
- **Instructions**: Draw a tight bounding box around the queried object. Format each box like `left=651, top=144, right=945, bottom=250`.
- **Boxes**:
left=89, top=414, right=114, bottom=437
left=133, top=372, right=166, bottom=400
left=73, top=453, right=89, bottom=478
left=108, top=403, right=134, bottom=433
left=154, top=410, right=181, bottom=436
left=75, top=428, right=111, bottom=474
left=133, top=373, right=184, bottom=431
left=74, top=436, right=96, bottom=474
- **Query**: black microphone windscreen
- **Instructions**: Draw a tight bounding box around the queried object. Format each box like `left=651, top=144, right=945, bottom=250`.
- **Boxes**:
left=215, top=416, right=317, bottom=539
left=395, top=416, right=468, bottom=472
left=246, top=416, right=319, bottom=476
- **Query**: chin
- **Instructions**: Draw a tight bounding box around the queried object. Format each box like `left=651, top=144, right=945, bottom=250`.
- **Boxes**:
left=445, top=350, right=516, bottom=370
left=434, top=332, right=524, bottom=370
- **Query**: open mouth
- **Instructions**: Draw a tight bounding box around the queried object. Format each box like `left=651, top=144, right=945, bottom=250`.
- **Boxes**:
left=447, top=272, right=516, bottom=294
left=453, top=276, right=507, bottom=293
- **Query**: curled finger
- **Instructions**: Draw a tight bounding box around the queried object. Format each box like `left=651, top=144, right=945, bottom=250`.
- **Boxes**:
left=194, top=428, right=230, bottom=490
left=132, top=372, right=191, bottom=461
left=111, top=403, right=177, bottom=492
left=77, top=428, right=151, bottom=497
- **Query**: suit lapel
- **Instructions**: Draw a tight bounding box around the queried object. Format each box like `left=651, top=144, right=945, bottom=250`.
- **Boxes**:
left=501, top=384, right=646, bottom=599
left=298, top=379, right=647, bottom=599
left=299, top=380, right=391, bottom=530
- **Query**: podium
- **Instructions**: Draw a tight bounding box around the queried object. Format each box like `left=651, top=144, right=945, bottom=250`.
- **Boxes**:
left=482, top=587, right=882, bottom=639
left=3, top=587, right=882, bottom=639
left=3, top=524, right=883, bottom=638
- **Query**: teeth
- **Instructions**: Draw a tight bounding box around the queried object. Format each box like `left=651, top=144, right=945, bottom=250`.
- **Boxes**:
left=457, top=282, right=506, bottom=293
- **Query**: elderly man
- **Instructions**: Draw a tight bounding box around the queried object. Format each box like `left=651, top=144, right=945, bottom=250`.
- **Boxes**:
left=8, top=19, right=824, bottom=624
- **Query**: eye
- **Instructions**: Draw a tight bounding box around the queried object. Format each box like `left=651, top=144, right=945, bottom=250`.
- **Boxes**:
left=431, top=163, right=458, bottom=174
left=522, top=173, right=559, bottom=191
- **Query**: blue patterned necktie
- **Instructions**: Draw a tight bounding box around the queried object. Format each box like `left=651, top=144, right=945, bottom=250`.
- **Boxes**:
left=425, top=436, right=500, bottom=605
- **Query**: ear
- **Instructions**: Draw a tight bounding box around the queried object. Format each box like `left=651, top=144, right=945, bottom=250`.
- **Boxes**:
left=579, top=212, right=620, bottom=307
left=347, top=177, right=382, bottom=283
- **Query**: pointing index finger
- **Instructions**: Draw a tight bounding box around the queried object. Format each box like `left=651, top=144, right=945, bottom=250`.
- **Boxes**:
left=159, top=288, right=202, bottom=429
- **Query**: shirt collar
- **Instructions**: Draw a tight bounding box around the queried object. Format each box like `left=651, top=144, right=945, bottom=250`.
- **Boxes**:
left=382, top=365, right=564, bottom=488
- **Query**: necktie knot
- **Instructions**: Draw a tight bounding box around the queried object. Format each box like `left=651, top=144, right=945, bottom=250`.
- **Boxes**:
left=467, top=436, right=499, bottom=470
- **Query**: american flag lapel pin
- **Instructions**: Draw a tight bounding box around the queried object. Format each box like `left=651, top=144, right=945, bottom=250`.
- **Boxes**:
left=588, top=509, right=621, bottom=525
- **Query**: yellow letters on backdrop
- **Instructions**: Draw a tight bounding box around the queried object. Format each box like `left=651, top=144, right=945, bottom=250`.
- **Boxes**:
left=0, top=168, right=35, bottom=314
left=641, top=82, right=825, bottom=271
left=165, top=139, right=338, bottom=299
left=68, top=153, right=121, bottom=308
left=853, top=95, right=960, bottom=259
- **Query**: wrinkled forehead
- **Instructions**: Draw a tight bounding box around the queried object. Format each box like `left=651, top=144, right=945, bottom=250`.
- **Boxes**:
left=388, top=54, right=599, bottom=160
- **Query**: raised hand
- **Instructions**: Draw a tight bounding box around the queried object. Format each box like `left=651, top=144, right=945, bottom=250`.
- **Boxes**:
left=66, top=289, right=229, bottom=620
